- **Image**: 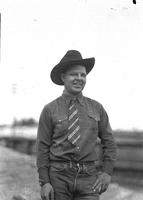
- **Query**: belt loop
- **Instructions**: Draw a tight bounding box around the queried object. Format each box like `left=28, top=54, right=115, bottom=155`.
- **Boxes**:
left=70, top=161, right=72, bottom=168
left=83, top=163, right=87, bottom=171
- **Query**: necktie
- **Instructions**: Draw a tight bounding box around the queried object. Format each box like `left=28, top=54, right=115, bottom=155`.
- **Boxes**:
left=68, top=99, right=80, bottom=146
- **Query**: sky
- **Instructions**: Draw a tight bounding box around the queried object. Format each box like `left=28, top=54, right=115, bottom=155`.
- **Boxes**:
left=0, top=0, right=143, bottom=130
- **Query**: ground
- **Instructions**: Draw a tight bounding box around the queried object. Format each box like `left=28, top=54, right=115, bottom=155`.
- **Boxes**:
left=0, top=146, right=143, bottom=200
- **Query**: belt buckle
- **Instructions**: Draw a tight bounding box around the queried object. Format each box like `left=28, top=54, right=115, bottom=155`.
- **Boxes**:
left=76, top=163, right=81, bottom=171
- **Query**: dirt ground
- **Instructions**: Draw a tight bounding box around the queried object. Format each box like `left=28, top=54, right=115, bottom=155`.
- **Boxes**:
left=0, top=146, right=143, bottom=200
left=0, top=146, right=40, bottom=200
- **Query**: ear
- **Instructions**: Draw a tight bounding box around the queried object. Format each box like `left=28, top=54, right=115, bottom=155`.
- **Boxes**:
left=61, top=73, right=65, bottom=83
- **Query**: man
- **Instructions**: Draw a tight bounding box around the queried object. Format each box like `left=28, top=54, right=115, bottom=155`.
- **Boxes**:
left=36, top=50, right=117, bottom=200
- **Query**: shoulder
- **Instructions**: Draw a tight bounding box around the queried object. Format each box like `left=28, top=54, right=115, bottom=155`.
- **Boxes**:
left=83, top=96, right=102, bottom=109
left=42, top=96, right=64, bottom=114
left=38, top=96, right=64, bottom=121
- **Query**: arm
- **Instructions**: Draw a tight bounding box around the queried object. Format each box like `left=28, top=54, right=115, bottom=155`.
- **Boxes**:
left=98, top=105, right=117, bottom=175
left=36, top=105, right=54, bottom=199
left=93, top=105, right=117, bottom=194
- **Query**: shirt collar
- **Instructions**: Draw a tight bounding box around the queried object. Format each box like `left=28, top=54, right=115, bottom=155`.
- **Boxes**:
left=62, top=90, right=84, bottom=106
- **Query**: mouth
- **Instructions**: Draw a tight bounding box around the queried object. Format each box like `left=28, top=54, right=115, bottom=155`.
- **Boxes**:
left=73, top=83, right=83, bottom=89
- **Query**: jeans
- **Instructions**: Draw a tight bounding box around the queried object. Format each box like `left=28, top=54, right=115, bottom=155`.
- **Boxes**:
left=49, top=161, right=101, bottom=200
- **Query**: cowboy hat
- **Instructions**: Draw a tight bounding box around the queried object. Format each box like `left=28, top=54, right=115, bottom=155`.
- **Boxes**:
left=50, top=50, right=95, bottom=85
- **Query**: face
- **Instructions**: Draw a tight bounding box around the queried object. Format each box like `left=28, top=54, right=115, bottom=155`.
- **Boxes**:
left=61, top=65, right=87, bottom=95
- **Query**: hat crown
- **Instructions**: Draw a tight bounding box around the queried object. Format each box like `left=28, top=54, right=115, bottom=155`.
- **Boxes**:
left=60, top=50, right=83, bottom=64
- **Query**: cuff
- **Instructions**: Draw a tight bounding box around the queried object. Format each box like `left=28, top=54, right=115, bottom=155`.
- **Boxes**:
left=103, top=160, right=115, bottom=175
left=38, top=167, right=50, bottom=186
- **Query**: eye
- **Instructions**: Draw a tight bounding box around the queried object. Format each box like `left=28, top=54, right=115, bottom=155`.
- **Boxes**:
left=70, top=73, right=77, bottom=76
left=81, top=73, right=86, bottom=78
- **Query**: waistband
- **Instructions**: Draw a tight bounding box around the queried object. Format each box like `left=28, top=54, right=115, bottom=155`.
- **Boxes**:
left=50, top=160, right=101, bottom=168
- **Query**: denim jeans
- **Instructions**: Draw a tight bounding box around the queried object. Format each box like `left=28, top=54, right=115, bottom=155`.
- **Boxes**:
left=49, top=162, right=101, bottom=200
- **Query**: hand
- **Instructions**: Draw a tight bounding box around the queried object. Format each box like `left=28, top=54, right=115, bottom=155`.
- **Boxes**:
left=92, top=172, right=111, bottom=194
left=40, top=183, right=54, bottom=200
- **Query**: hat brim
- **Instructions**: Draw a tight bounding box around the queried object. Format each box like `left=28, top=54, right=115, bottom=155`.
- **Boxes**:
left=50, top=57, right=95, bottom=85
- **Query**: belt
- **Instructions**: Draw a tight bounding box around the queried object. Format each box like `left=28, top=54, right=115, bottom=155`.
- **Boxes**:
left=50, top=160, right=101, bottom=170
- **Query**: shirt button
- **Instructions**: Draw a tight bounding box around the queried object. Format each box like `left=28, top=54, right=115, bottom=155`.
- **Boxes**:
left=76, top=146, right=80, bottom=151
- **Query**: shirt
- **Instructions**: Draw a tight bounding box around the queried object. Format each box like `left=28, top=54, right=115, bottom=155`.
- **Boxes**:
left=36, top=92, right=117, bottom=185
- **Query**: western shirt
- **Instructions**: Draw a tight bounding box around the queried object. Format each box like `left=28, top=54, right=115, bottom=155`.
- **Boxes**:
left=36, top=92, right=117, bottom=185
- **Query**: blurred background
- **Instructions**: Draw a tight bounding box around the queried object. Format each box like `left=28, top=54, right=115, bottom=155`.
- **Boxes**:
left=0, top=0, right=143, bottom=199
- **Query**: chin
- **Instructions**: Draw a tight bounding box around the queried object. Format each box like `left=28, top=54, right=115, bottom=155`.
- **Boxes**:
left=71, top=89, right=82, bottom=95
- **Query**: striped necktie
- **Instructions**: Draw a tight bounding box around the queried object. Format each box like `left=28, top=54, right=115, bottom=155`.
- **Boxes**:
left=68, top=99, right=80, bottom=146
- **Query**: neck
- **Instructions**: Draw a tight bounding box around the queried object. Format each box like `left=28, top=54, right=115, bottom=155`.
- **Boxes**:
left=63, top=89, right=82, bottom=97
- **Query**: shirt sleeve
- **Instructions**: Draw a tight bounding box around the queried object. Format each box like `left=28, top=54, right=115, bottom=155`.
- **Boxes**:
left=36, top=105, right=53, bottom=185
left=98, top=105, right=117, bottom=175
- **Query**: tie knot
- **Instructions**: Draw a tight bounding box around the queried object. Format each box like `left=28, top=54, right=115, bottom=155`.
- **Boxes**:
left=71, top=98, right=77, bottom=104
left=69, top=98, right=78, bottom=111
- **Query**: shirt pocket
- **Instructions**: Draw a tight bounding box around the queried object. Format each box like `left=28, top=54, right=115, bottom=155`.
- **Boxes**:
left=53, top=115, right=68, bottom=135
left=87, top=113, right=100, bottom=131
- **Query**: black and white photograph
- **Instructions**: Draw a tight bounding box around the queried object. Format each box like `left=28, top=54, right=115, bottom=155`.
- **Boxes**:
left=0, top=1, right=143, bottom=200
